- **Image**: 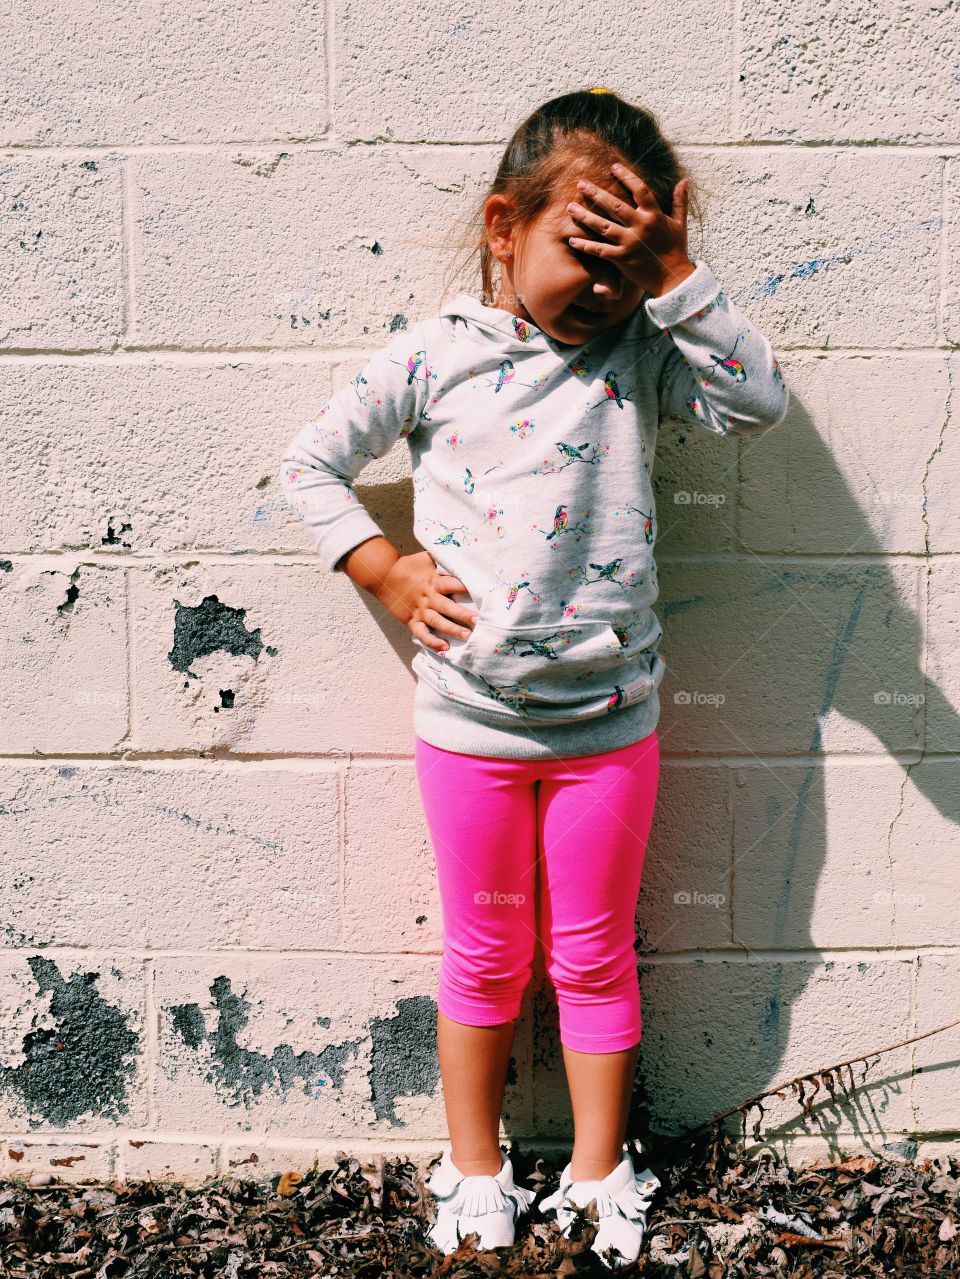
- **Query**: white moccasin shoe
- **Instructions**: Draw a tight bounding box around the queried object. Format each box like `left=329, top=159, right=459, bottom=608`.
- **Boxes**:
left=539, top=1140, right=661, bottom=1270
left=425, top=1144, right=536, bottom=1254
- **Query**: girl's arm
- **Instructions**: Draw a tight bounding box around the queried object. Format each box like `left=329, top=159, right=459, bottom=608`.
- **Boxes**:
left=278, top=322, right=431, bottom=572
left=644, top=259, right=789, bottom=437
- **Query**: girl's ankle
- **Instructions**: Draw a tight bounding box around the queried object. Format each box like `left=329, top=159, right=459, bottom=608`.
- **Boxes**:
left=450, top=1147, right=504, bottom=1177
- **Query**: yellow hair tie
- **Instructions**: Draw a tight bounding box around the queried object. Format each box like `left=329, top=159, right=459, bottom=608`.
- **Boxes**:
left=588, top=86, right=612, bottom=94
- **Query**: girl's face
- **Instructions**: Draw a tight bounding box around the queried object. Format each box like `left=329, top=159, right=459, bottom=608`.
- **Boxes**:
left=486, top=177, right=647, bottom=345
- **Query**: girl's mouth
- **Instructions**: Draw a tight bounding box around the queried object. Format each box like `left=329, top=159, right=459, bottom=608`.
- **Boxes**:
left=569, top=303, right=606, bottom=324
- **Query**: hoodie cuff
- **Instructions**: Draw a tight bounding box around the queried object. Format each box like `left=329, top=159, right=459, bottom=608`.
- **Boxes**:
left=643, top=259, right=722, bottom=328
left=318, top=510, right=386, bottom=574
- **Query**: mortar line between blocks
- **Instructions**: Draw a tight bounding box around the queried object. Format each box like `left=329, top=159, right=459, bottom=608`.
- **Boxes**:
left=731, top=0, right=742, bottom=138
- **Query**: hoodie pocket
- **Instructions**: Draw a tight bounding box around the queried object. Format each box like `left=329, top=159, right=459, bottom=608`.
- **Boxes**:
left=441, top=617, right=633, bottom=709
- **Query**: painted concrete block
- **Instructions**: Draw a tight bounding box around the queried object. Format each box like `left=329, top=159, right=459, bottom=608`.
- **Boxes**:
left=0, top=561, right=127, bottom=754
left=335, top=0, right=734, bottom=143
left=0, top=358, right=338, bottom=554
left=152, top=955, right=443, bottom=1137
left=636, top=956, right=914, bottom=1135
left=121, top=1138, right=217, bottom=1182
left=912, top=953, right=960, bottom=1131
left=0, top=763, right=340, bottom=950
left=129, top=562, right=416, bottom=755
left=130, top=148, right=492, bottom=348
left=4, top=1139, right=114, bottom=1182
left=2, top=0, right=326, bottom=146
left=655, top=558, right=922, bottom=755
left=946, top=161, right=960, bottom=346
left=924, top=559, right=960, bottom=754
left=651, top=417, right=738, bottom=555
left=924, top=352, right=960, bottom=553
left=0, top=155, right=123, bottom=350
left=739, top=356, right=950, bottom=555
left=741, top=0, right=960, bottom=143
left=684, top=149, right=941, bottom=349
left=732, top=761, right=960, bottom=949
left=222, top=1142, right=326, bottom=1182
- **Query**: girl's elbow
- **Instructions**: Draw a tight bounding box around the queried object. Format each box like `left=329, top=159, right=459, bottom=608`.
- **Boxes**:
left=727, top=388, right=790, bottom=437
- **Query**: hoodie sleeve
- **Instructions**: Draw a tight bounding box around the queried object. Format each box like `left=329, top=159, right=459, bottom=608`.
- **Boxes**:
left=644, top=259, right=789, bottom=438
left=279, top=321, right=432, bottom=571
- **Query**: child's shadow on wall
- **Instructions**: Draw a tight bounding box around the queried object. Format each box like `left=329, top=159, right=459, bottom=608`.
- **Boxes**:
left=621, top=392, right=960, bottom=1159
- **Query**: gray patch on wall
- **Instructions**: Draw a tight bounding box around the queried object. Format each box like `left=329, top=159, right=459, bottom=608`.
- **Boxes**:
left=168, top=595, right=276, bottom=677
left=169, top=976, right=363, bottom=1110
left=1, top=956, right=139, bottom=1127
left=368, top=995, right=439, bottom=1125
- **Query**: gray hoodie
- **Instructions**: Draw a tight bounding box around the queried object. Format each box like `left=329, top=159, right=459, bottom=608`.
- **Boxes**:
left=280, top=259, right=789, bottom=759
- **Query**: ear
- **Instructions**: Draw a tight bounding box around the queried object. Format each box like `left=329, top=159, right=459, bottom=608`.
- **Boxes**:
left=484, top=193, right=516, bottom=263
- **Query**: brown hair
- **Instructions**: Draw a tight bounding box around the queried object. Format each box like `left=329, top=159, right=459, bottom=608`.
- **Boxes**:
left=439, top=88, right=706, bottom=307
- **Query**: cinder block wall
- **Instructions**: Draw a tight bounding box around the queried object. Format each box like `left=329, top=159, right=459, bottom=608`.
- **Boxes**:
left=2, top=2, right=958, bottom=1183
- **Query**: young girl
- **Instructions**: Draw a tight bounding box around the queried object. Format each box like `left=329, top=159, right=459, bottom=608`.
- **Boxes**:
left=280, top=88, right=788, bottom=1268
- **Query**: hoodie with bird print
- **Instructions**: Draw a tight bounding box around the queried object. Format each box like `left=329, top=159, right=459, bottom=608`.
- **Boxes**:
left=280, top=258, right=789, bottom=759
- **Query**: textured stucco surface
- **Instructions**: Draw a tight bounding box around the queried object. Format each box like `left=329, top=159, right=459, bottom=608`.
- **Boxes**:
left=1, top=0, right=959, bottom=1182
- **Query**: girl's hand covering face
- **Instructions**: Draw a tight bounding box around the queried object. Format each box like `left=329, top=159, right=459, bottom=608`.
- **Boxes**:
left=565, top=163, right=693, bottom=295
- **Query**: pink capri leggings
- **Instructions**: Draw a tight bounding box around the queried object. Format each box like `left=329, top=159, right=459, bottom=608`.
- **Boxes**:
left=413, top=730, right=659, bottom=1053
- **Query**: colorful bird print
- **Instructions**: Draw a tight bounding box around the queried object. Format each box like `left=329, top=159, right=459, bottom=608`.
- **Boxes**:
left=512, top=317, right=534, bottom=342
left=589, top=558, right=624, bottom=582
left=706, top=333, right=747, bottom=384
left=406, top=350, right=426, bottom=385
left=607, top=686, right=625, bottom=712
left=555, top=441, right=592, bottom=462
left=495, top=359, right=515, bottom=393
left=639, top=511, right=654, bottom=544
left=603, top=372, right=624, bottom=408
left=713, top=353, right=746, bottom=383
left=545, top=505, right=569, bottom=540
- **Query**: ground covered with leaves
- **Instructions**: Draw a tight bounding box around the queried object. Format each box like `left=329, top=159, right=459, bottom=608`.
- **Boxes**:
left=1, top=1131, right=958, bottom=1277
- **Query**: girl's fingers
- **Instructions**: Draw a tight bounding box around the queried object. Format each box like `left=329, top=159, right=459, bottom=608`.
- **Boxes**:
left=609, top=162, right=660, bottom=210
left=409, top=618, right=448, bottom=652
left=573, top=178, right=633, bottom=224
left=567, top=234, right=619, bottom=256
left=424, top=607, right=474, bottom=640
left=567, top=200, right=626, bottom=243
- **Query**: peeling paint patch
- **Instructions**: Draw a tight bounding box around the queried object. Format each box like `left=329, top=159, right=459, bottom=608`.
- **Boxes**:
left=0, top=560, right=12, bottom=572
left=101, top=518, right=132, bottom=549
left=368, top=995, right=438, bottom=1125
left=52, top=567, right=82, bottom=616
left=169, top=976, right=362, bottom=1109
left=168, top=595, right=268, bottom=676
left=1, top=956, right=138, bottom=1127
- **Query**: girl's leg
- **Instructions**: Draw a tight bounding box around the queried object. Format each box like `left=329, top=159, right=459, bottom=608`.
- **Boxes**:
left=536, top=730, right=660, bottom=1180
left=414, top=736, right=540, bottom=1175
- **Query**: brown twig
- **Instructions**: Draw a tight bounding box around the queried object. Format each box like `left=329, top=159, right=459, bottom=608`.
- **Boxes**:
left=652, top=1015, right=960, bottom=1155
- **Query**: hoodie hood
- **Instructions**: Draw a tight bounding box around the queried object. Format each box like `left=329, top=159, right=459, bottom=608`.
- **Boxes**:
left=438, top=291, right=648, bottom=354
left=438, top=292, right=565, bottom=352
